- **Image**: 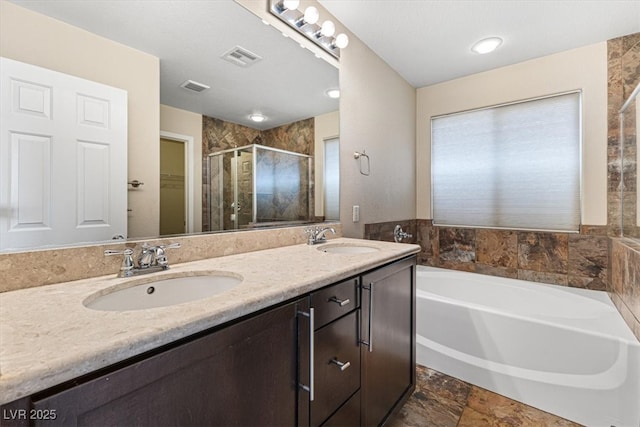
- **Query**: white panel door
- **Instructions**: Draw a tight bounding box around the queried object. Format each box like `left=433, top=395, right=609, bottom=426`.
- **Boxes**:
left=0, top=57, right=127, bottom=251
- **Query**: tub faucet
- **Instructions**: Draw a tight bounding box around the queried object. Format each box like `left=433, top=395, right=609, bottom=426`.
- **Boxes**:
left=105, top=242, right=181, bottom=277
left=305, top=226, right=336, bottom=245
left=394, top=225, right=413, bottom=243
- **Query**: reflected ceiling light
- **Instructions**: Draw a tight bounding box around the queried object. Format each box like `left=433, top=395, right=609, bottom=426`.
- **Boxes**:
left=326, top=89, right=340, bottom=99
left=249, top=114, right=266, bottom=123
left=471, top=37, right=503, bottom=54
left=282, top=0, right=299, bottom=10
left=303, top=6, right=320, bottom=25
left=320, top=20, right=336, bottom=37
left=270, top=0, right=349, bottom=59
left=334, top=33, right=349, bottom=49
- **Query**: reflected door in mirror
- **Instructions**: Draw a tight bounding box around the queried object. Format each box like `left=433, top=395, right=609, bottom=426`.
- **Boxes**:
left=0, top=58, right=127, bottom=251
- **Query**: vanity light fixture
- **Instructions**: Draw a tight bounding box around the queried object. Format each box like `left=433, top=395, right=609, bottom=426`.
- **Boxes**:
left=471, top=37, right=503, bottom=54
left=269, top=0, right=349, bottom=59
left=249, top=113, right=266, bottom=123
left=326, top=89, right=340, bottom=99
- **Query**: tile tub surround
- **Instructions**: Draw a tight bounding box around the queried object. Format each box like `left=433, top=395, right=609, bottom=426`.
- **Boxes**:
left=0, top=223, right=342, bottom=293
left=608, top=32, right=640, bottom=236
left=365, top=219, right=609, bottom=290
left=389, top=365, right=580, bottom=427
left=0, top=238, right=420, bottom=405
left=611, top=238, right=640, bottom=340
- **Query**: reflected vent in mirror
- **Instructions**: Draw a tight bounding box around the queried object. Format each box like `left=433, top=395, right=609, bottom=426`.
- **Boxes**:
left=221, top=46, right=263, bottom=67
left=180, top=80, right=210, bottom=93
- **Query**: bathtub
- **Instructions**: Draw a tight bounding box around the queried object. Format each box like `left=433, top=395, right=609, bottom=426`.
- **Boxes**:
left=416, top=266, right=640, bottom=427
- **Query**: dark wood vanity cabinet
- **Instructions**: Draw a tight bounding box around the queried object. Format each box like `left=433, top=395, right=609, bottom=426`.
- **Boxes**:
left=309, top=278, right=361, bottom=427
left=360, top=256, right=416, bottom=426
left=1, top=255, right=416, bottom=427
left=28, top=297, right=307, bottom=427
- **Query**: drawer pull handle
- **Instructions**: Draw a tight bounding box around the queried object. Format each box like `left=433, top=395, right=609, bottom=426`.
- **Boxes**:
left=329, top=296, right=351, bottom=307
left=330, top=358, right=351, bottom=371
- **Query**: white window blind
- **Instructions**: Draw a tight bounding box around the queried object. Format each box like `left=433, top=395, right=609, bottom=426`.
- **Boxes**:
left=431, top=92, right=581, bottom=232
left=324, top=138, right=340, bottom=220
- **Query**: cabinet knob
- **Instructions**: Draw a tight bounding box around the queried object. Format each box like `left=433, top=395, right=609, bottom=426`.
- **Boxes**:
left=330, top=358, right=351, bottom=371
left=329, top=296, right=351, bottom=307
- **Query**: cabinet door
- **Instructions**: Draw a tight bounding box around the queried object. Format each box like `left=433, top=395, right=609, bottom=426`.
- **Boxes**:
left=360, top=256, right=416, bottom=426
left=32, top=298, right=305, bottom=426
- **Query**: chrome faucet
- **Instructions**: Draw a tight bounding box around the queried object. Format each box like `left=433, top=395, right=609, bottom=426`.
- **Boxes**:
left=105, top=242, right=181, bottom=277
left=305, top=226, right=336, bottom=245
left=394, top=225, right=413, bottom=243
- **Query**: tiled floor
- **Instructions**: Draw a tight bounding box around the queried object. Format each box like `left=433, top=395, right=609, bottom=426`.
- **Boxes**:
left=388, top=365, right=582, bottom=427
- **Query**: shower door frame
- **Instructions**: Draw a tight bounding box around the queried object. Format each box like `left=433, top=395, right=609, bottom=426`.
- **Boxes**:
left=208, top=143, right=312, bottom=230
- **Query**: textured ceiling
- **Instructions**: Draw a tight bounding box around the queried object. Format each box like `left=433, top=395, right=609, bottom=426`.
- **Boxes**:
left=10, top=0, right=339, bottom=130
left=319, top=0, right=640, bottom=88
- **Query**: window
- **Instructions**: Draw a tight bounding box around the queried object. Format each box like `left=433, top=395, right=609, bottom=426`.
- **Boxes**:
left=323, top=137, right=340, bottom=220
left=431, top=92, right=581, bottom=232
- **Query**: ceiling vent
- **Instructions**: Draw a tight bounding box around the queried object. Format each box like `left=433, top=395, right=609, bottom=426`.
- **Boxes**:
left=221, top=46, right=263, bottom=67
left=180, top=80, right=210, bottom=93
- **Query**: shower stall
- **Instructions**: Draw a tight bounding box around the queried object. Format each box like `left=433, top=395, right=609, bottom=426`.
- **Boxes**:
left=208, top=144, right=312, bottom=231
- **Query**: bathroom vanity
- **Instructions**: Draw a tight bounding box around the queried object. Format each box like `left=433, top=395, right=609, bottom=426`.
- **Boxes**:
left=0, top=239, right=418, bottom=426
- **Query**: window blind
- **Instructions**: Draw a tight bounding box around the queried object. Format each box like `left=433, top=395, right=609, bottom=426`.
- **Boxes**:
left=324, top=138, right=340, bottom=220
left=431, top=92, right=581, bottom=232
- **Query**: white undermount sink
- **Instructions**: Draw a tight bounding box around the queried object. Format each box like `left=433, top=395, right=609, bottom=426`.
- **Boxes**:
left=84, top=273, right=243, bottom=311
left=317, top=243, right=380, bottom=254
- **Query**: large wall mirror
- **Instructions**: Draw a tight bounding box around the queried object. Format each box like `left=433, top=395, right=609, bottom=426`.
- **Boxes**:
left=621, top=82, right=640, bottom=237
left=0, top=0, right=339, bottom=252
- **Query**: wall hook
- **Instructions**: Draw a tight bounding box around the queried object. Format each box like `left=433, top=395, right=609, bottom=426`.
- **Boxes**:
left=353, top=150, right=370, bottom=176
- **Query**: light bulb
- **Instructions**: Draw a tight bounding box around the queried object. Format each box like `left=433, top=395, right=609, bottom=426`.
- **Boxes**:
left=334, top=33, right=349, bottom=49
left=320, top=20, right=335, bottom=37
left=326, top=89, right=340, bottom=99
left=303, top=6, right=319, bottom=25
left=471, top=37, right=502, bottom=54
left=282, top=0, right=299, bottom=11
left=249, top=114, right=266, bottom=123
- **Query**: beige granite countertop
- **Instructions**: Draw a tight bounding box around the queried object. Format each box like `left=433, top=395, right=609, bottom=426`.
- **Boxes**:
left=0, top=238, right=419, bottom=405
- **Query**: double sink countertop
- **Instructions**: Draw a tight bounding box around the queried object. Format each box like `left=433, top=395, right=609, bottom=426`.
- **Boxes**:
left=0, top=238, right=420, bottom=405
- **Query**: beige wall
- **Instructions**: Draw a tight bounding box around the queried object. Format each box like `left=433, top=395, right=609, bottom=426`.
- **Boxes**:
left=340, top=36, right=417, bottom=237
left=417, top=42, right=608, bottom=225
left=0, top=1, right=161, bottom=238
left=160, top=104, right=203, bottom=232
left=314, top=110, right=340, bottom=217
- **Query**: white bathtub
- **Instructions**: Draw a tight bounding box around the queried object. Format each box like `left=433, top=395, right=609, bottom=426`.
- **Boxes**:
left=416, top=266, right=640, bottom=427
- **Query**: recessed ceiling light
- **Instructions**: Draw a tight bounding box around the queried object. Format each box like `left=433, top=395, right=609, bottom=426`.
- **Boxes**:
left=249, top=114, right=266, bottom=123
left=471, top=37, right=503, bottom=54
left=326, top=89, right=340, bottom=99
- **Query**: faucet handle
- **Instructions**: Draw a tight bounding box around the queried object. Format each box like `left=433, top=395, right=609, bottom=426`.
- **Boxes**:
left=155, top=242, right=181, bottom=267
left=393, top=225, right=412, bottom=243
left=159, top=242, right=181, bottom=250
left=104, top=248, right=134, bottom=277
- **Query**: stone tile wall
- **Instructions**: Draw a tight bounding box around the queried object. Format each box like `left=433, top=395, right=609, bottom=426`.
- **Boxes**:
left=365, top=219, right=609, bottom=291
left=608, top=33, right=640, bottom=236
left=610, top=238, right=640, bottom=339
left=608, top=33, right=640, bottom=340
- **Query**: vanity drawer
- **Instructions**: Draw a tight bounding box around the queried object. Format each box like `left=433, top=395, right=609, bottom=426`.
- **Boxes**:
left=311, top=311, right=360, bottom=427
left=311, top=277, right=359, bottom=329
left=321, top=390, right=360, bottom=427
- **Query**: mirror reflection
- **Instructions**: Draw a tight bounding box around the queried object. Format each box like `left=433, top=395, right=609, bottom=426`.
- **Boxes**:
left=0, top=1, right=339, bottom=252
